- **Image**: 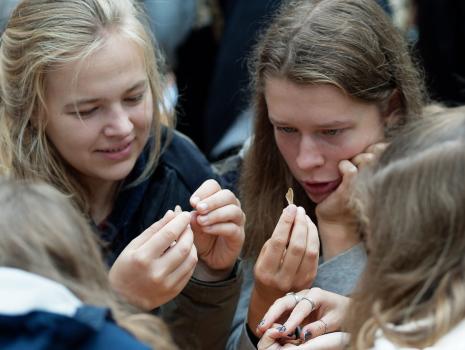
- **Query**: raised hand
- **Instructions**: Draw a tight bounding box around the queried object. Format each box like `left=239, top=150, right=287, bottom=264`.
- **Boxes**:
left=190, top=179, right=245, bottom=281
left=248, top=205, right=319, bottom=337
left=316, top=142, right=388, bottom=260
left=109, top=209, right=198, bottom=310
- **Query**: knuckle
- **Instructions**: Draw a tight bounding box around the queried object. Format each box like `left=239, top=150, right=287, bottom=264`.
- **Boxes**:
left=271, top=237, right=287, bottom=248
left=131, top=253, right=150, bottom=270
left=288, top=244, right=305, bottom=257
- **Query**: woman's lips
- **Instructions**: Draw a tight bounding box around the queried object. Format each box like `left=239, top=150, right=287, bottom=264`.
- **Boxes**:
left=302, top=179, right=341, bottom=202
left=97, top=141, right=132, bottom=161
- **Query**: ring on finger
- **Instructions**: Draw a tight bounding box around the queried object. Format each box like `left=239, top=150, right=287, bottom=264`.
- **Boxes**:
left=300, top=296, right=316, bottom=311
left=319, top=319, right=328, bottom=334
left=286, top=292, right=302, bottom=307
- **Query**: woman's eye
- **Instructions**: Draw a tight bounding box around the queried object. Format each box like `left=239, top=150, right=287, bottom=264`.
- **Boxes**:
left=322, top=129, right=344, bottom=136
left=71, top=107, right=98, bottom=117
left=125, top=93, right=144, bottom=103
left=277, top=126, right=297, bottom=133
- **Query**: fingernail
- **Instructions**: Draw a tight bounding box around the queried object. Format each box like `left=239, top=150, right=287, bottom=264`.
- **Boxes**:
left=191, top=196, right=200, bottom=205
left=297, top=206, right=305, bottom=214
left=277, top=325, right=286, bottom=333
left=258, top=320, right=265, bottom=327
left=197, top=202, right=208, bottom=211
left=304, top=330, right=312, bottom=342
left=174, top=205, right=182, bottom=213
left=198, top=215, right=208, bottom=224
left=285, top=204, right=296, bottom=214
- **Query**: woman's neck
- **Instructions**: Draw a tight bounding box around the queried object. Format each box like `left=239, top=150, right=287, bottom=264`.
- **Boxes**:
left=84, top=179, right=119, bottom=225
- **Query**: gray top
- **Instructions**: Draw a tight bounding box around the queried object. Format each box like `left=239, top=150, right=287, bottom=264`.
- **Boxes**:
left=226, top=243, right=367, bottom=350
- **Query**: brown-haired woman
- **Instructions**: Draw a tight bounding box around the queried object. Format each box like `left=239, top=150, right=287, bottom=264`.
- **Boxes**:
left=228, top=0, right=426, bottom=348
left=257, top=105, right=465, bottom=349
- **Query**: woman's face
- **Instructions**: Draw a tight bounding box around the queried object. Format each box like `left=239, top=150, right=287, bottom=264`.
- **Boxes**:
left=265, top=77, right=385, bottom=204
left=44, top=34, right=153, bottom=190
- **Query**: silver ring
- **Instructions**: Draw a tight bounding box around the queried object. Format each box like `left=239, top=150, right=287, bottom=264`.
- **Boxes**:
left=319, top=319, right=328, bottom=334
left=286, top=292, right=301, bottom=307
left=300, top=296, right=316, bottom=311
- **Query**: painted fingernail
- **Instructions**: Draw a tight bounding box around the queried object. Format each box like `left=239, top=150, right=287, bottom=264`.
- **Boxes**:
left=197, top=202, right=208, bottom=211
left=304, top=330, right=312, bottom=342
left=277, top=325, right=286, bottom=333
left=258, top=320, right=265, bottom=327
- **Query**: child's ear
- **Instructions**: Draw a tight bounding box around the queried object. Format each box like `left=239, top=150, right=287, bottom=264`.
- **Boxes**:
left=383, top=89, right=403, bottom=128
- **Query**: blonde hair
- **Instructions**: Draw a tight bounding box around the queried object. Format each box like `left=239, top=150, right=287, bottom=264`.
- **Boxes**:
left=0, top=176, right=177, bottom=350
left=347, top=106, right=465, bottom=348
left=240, top=0, right=426, bottom=258
left=0, top=0, right=172, bottom=214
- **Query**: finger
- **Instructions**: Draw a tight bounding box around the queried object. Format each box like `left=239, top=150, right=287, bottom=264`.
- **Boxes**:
left=337, top=160, right=357, bottom=190
left=351, top=152, right=376, bottom=169
left=193, top=188, right=239, bottom=215
left=294, top=215, right=319, bottom=289
left=190, top=179, right=222, bottom=209
left=152, top=242, right=198, bottom=296
left=196, top=203, right=245, bottom=227
left=300, top=332, right=349, bottom=349
left=257, top=292, right=307, bottom=335
left=141, top=212, right=191, bottom=257
left=364, top=142, right=388, bottom=156
left=258, top=205, right=297, bottom=272
left=278, top=207, right=308, bottom=281
left=160, top=225, right=195, bottom=273
left=174, top=205, right=182, bottom=213
left=197, top=222, right=244, bottom=241
left=258, top=327, right=284, bottom=350
left=280, top=293, right=317, bottom=336
left=130, top=210, right=176, bottom=248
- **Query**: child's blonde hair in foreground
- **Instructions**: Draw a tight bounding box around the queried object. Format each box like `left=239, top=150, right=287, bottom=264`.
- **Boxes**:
left=0, top=178, right=177, bottom=350
left=347, top=106, right=465, bottom=348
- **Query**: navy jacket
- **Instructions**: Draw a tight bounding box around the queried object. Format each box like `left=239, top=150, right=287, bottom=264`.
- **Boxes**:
left=96, top=130, right=242, bottom=350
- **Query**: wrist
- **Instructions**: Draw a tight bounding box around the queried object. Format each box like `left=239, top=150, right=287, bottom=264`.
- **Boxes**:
left=192, top=259, right=234, bottom=282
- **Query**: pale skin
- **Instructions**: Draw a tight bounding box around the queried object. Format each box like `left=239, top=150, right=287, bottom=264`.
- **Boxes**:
left=247, top=78, right=392, bottom=336
left=257, top=288, right=351, bottom=350
left=44, top=32, right=245, bottom=310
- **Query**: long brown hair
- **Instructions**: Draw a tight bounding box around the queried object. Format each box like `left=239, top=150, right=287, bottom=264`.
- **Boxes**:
left=0, top=177, right=177, bottom=350
left=347, top=106, right=465, bottom=348
left=0, top=0, right=172, bottom=215
left=240, top=0, right=426, bottom=258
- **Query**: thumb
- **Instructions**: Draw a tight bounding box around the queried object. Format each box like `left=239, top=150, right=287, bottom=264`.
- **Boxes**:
left=258, top=327, right=283, bottom=350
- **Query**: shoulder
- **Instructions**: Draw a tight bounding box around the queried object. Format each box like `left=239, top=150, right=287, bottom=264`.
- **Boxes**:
left=158, top=130, right=220, bottom=192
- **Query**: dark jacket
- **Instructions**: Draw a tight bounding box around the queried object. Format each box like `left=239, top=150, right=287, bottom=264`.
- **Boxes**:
left=98, top=130, right=242, bottom=350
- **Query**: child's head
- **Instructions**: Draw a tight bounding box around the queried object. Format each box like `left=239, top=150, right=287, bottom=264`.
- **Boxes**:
left=0, top=0, right=169, bottom=212
left=348, top=106, right=465, bottom=348
left=240, top=0, right=425, bottom=257
left=0, top=176, right=177, bottom=349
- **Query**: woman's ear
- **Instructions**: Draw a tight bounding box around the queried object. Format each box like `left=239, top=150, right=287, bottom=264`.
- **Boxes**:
left=382, top=89, right=403, bottom=129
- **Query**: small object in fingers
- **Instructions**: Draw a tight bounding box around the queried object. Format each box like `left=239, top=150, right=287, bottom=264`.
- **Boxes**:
left=163, top=240, right=177, bottom=254
left=285, top=188, right=294, bottom=205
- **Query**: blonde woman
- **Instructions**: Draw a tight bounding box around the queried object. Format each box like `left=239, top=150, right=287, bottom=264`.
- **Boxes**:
left=0, top=1, right=244, bottom=348
left=228, top=0, right=426, bottom=348
left=0, top=178, right=176, bottom=350
left=258, top=106, right=465, bottom=349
